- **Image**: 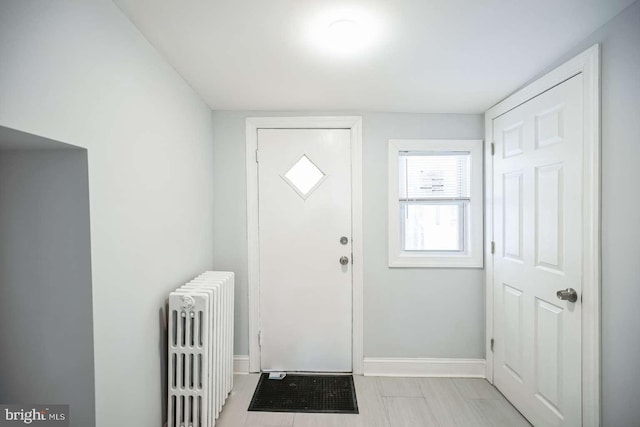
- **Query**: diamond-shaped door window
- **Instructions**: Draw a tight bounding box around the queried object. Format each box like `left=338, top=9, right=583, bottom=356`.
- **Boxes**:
left=282, top=155, right=327, bottom=199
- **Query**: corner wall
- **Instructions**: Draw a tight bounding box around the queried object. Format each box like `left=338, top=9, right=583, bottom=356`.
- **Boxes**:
left=0, top=149, right=94, bottom=427
left=0, top=2, right=215, bottom=425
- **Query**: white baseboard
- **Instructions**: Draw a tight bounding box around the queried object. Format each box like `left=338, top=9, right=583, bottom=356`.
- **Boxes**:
left=234, top=356, right=485, bottom=378
left=233, top=355, right=250, bottom=374
left=363, top=357, right=486, bottom=378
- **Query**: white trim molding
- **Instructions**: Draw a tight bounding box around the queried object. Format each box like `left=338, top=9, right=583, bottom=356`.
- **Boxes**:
left=233, top=356, right=250, bottom=374
left=363, top=358, right=486, bottom=378
left=484, top=44, right=600, bottom=426
left=388, top=139, right=484, bottom=268
left=245, top=116, right=364, bottom=375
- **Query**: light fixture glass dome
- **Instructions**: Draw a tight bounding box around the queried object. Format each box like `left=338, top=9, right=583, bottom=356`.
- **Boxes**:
left=306, top=8, right=384, bottom=58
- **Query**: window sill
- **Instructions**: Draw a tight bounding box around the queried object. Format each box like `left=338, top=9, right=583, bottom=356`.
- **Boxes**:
left=388, top=252, right=483, bottom=268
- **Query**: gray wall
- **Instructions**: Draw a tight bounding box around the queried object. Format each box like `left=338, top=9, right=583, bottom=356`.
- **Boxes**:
left=525, top=2, right=640, bottom=425
left=0, top=1, right=215, bottom=425
left=0, top=148, right=94, bottom=427
left=212, top=111, right=485, bottom=359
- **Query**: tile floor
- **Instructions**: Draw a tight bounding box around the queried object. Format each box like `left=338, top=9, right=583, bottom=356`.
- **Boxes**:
left=214, top=374, right=531, bottom=427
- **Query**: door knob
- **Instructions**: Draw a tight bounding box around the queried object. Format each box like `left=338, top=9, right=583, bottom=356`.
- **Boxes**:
left=339, top=256, right=349, bottom=266
left=556, top=288, right=578, bottom=303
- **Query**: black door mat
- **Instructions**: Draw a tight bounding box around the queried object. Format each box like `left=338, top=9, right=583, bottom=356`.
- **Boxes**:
left=248, top=373, right=359, bottom=414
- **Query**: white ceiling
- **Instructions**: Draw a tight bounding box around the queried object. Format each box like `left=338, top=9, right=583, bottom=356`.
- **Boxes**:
left=113, top=0, right=634, bottom=113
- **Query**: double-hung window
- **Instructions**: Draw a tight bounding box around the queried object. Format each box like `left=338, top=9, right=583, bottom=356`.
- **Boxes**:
left=388, top=139, right=483, bottom=267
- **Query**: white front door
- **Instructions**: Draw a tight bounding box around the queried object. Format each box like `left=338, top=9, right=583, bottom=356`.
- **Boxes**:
left=492, top=75, right=583, bottom=426
left=257, top=128, right=352, bottom=372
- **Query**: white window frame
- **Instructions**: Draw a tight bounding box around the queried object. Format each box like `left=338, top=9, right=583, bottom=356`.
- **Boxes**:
left=388, top=139, right=483, bottom=268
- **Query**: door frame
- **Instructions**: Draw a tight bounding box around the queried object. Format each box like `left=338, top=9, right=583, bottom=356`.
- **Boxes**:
left=484, top=44, right=600, bottom=425
left=245, top=116, right=364, bottom=374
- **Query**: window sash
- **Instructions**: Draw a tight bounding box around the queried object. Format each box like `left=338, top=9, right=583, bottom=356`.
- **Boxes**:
left=398, top=151, right=471, bottom=202
left=399, top=200, right=467, bottom=253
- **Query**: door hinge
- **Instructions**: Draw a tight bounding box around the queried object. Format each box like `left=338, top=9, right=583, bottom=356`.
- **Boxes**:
left=491, top=142, right=495, bottom=156
left=255, top=149, right=259, bottom=163
left=491, top=241, right=495, bottom=254
left=490, top=338, right=494, bottom=352
left=258, top=331, right=262, bottom=347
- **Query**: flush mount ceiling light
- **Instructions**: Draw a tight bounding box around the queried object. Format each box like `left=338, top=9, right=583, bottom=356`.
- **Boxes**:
left=326, top=19, right=361, bottom=53
left=307, top=8, right=383, bottom=58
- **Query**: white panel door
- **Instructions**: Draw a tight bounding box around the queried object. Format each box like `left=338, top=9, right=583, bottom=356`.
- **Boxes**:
left=493, top=75, right=583, bottom=426
left=258, top=128, right=352, bottom=372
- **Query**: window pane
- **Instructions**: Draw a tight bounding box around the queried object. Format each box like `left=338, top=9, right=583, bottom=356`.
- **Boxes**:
left=399, top=152, right=470, bottom=201
left=283, top=155, right=325, bottom=196
left=402, top=203, right=463, bottom=251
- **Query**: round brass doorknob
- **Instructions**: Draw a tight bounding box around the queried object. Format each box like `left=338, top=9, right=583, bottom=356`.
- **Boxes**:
left=339, top=256, right=349, bottom=265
